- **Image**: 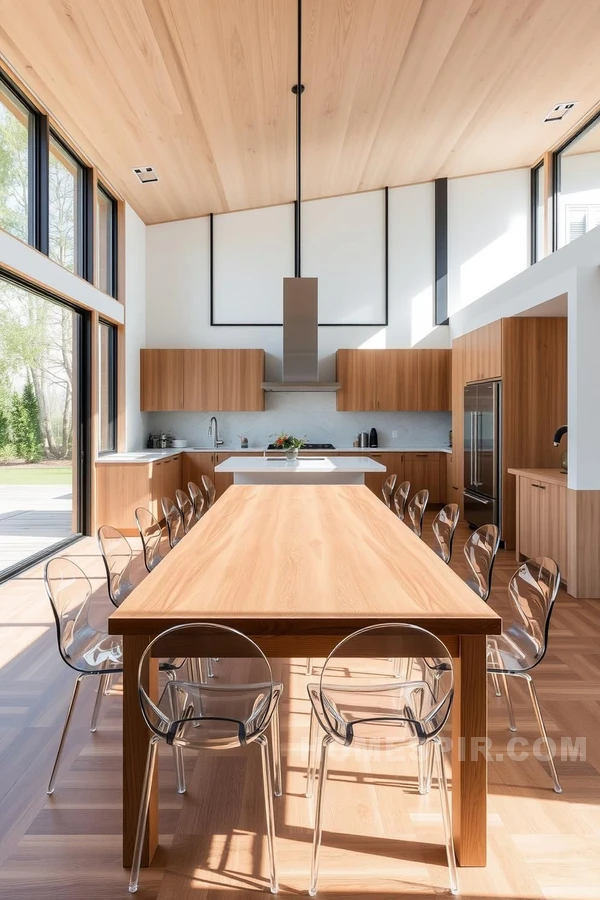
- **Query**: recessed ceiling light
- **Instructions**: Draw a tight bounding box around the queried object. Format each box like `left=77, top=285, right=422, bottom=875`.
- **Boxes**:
left=544, top=102, right=577, bottom=123
left=133, top=166, right=159, bottom=183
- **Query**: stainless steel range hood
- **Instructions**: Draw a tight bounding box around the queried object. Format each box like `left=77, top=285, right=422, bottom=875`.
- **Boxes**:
left=262, top=278, right=340, bottom=392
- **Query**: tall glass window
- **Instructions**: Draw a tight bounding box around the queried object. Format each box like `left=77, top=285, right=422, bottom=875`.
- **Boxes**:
left=49, top=133, right=84, bottom=274
left=97, top=185, right=117, bottom=296
left=0, top=78, right=32, bottom=243
left=532, top=161, right=545, bottom=262
left=98, top=320, right=117, bottom=453
left=0, top=273, right=84, bottom=579
left=556, top=113, right=600, bottom=249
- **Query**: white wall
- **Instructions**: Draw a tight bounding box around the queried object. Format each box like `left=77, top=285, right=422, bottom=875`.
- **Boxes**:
left=124, top=204, right=147, bottom=450
left=558, top=150, right=600, bottom=248
left=448, top=168, right=530, bottom=315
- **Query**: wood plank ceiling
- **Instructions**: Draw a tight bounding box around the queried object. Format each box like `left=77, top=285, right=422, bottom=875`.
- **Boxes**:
left=0, top=0, right=599, bottom=224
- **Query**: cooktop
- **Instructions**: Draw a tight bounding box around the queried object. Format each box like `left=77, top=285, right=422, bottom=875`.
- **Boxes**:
left=266, top=442, right=336, bottom=450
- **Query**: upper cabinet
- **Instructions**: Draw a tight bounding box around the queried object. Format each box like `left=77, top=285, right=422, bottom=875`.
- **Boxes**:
left=140, top=350, right=183, bottom=411
left=464, top=320, right=502, bottom=382
left=140, top=349, right=265, bottom=412
left=336, top=348, right=450, bottom=411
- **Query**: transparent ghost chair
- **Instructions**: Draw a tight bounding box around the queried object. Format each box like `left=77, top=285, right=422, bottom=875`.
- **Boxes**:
left=129, top=623, right=283, bottom=894
left=463, top=523, right=500, bottom=602
left=432, top=503, right=460, bottom=564
left=487, top=557, right=562, bottom=793
left=175, top=488, right=195, bottom=534
left=187, top=481, right=206, bottom=522
left=202, top=474, right=217, bottom=509
left=97, top=525, right=139, bottom=607
left=135, top=506, right=166, bottom=572
left=405, top=489, right=429, bottom=538
left=305, top=623, right=457, bottom=896
left=161, top=496, right=184, bottom=548
left=44, top=557, right=125, bottom=793
left=393, top=480, right=411, bottom=521
left=381, top=474, right=397, bottom=508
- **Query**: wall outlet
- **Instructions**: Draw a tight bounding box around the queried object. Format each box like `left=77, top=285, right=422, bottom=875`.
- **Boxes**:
left=392, top=430, right=398, bottom=438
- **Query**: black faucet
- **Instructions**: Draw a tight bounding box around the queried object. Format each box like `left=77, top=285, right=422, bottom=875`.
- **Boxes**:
left=553, top=425, right=568, bottom=447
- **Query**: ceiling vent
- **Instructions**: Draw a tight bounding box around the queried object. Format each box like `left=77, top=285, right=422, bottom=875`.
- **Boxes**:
left=544, top=102, right=577, bottom=123
left=133, top=166, right=159, bottom=183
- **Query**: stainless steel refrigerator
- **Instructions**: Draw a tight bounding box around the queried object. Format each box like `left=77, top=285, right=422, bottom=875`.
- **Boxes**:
left=463, top=381, right=501, bottom=531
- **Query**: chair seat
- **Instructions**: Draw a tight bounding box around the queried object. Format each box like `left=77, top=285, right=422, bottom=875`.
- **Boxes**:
left=112, top=578, right=136, bottom=606
left=487, top=629, right=542, bottom=674
left=64, top=626, right=124, bottom=674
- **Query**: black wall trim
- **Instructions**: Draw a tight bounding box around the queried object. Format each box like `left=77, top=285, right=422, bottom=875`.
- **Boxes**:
left=32, top=113, right=49, bottom=255
left=530, top=161, right=543, bottom=265
left=82, top=166, right=95, bottom=284
left=209, top=189, right=389, bottom=328
left=434, top=177, right=448, bottom=326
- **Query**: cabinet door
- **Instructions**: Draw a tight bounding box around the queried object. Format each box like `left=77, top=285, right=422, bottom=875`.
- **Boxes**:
left=336, top=350, right=377, bottom=410
left=213, top=452, right=248, bottom=497
left=95, top=463, right=151, bottom=534
left=465, top=321, right=502, bottom=382
left=417, top=350, right=451, bottom=411
left=359, top=452, right=404, bottom=499
left=182, top=452, right=215, bottom=493
left=451, top=336, right=466, bottom=514
left=182, top=350, right=219, bottom=411
left=539, top=482, right=568, bottom=580
left=218, top=350, right=265, bottom=411
left=518, top=477, right=540, bottom=559
left=140, top=349, right=183, bottom=411
left=150, top=460, right=165, bottom=519
left=404, top=453, right=443, bottom=503
left=375, top=351, right=419, bottom=411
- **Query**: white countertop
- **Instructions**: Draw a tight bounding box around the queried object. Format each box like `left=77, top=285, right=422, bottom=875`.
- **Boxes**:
left=96, top=446, right=451, bottom=464
left=214, top=455, right=386, bottom=474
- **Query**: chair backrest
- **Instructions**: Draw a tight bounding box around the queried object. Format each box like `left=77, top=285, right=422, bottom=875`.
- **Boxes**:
left=463, top=523, right=500, bottom=601
left=432, top=503, right=460, bottom=564
left=96, top=524, right=134, bottom=607
left=44, top=557, right=94, bottom=671
left=381, top=474, right=397, bottom=508
left=135, top=506, right=165, bottom=572
left=393, top=480, right=410, bottom=520
left=138, top=623, right=278, bottom=750
left=406, top=489, right=429, bottom=537
left=175, top=489, right=195, bottom=534
left=202, top=475, right=217, bottom=509
left=188, top=481, right=206, bottom=521
left=314, top=623, right=453, bottom=749
left=161, top=496, right=184, bottom=548
left=505, top=557, right=560, bottom=671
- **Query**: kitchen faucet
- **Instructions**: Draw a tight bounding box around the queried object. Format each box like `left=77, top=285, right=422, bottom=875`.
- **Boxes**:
left=208, top=416, right=223, bottom=449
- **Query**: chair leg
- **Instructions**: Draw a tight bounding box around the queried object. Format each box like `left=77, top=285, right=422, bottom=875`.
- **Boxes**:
left=174, top=746, right=186, bottom=795
left=500, top=671, right=517, bottom=732
left=417, top=742, right=434, bottom=795
left=47, top=674, right=85, bottom=794
left=206, top=657, right=214, bottom=678
left=306, top=658, right=312, bottom=675
left=104, top=674, right=113, bottom=695
left=90, top=673, right=110, bottom=733
left=257, top=735, right=279, bottom=894
left=522, top=673, right=562, bottom=794
left=271, top=703, right=283, bottom=797
left=488, top=640, right=502, bottom=696
left=129, top=736, right=160, bottom=893
left=309, top=735, right=332, bottom=897
left=433, top=738, right=459, bottom=895
left=306, top=705, right=318, bottom=799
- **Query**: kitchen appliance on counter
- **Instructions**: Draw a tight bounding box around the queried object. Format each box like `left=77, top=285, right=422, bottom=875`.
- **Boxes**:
left=553, top=425, right=568, bottom=473
left=358, top=432, right=369, bottom=448
left=266, top=442, right=336, bottom=450
left=464, top=381, right=501, bottom=531
left=369, top=428, right=378, bottom=448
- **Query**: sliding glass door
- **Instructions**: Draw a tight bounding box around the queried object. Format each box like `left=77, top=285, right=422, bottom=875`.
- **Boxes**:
left=0, top=272, right=87, bottom=579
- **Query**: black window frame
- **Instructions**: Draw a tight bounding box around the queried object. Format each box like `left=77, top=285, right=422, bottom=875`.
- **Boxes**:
left=98, top=319, right=118, bottom=455
left=552, top=106, right=600, bottom=252
left=97, top=182, right=119, bottom=299
left=48, top=129, right=93, bottom=280
left=530, top=159, right=544, bottom=264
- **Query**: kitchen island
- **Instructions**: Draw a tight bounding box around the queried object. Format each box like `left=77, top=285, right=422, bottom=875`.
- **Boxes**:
left=214, top=454, right=386, bottom=485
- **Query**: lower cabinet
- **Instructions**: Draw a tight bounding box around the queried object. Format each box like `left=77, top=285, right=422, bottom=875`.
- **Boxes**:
left=516, top=474, right=568, bottom=581
left=95, top=455, right=182, bottom=535
left=182, top=451, right=216, bottom=493
left=403, top=452, right=446, bottom=504
left=213, top=452, right=250, bottom=496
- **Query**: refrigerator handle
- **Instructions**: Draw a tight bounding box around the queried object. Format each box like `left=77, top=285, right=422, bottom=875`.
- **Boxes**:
left=475, top=410, right=481, bottom=487
left=470, top=412, right=475, bottom=487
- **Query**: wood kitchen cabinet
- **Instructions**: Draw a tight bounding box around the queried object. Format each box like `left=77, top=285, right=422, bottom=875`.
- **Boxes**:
left=182, top=451, right=215, bottom=492
left=336, top=349, right=443, bottom=411
left=417, top=350, right=451, bottom=411
left=338, top=451, right=404, bottom=499
left=183, top=350, right=220, bottom=410
left=219, top=349, right=265, bottom=411
left=336, top=350, right=378, bottom=410
left=464, top=320, right=502, bottom=383
left=513, top=470, right=568, bottom=582
left=404, top=452, right=446, bottom=504
left=213, top=452, right=251, bottom=496
left=95, top=455, right=182, bottom=534
left=140, top=350, right=183, bottom=411
left=450, top=334, right=466, bottom=514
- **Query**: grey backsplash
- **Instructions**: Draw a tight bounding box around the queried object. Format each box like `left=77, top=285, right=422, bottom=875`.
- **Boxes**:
left=147, top=393, right=451, bottom=449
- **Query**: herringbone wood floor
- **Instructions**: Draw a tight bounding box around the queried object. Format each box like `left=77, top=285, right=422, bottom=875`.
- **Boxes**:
left=0, top=514, right=598, bottom=899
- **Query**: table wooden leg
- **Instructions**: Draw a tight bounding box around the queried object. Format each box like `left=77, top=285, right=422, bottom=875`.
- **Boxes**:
left=123, top=634, right=158, bottom=867
left=452, top=634, right=487, bottom=866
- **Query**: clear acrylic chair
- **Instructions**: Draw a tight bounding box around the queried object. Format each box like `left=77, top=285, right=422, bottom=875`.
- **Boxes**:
left=129, top=623, right=282, bottom=894
left=393, top=480, right=411, bottom=520
left=405, top=489, right=429, bottom=537
left=487, top=557, right=562, bottom=793
left=135, top=506, right=166, bottom=572
left=202, top=474, right=217, bottom=509
left=464, top=523, right=500, bottom=601
left=432, top=503, right=460, bottom=564
left=97, top=524, right=138, bottom=607
left=161, top=496, right=184, bottom=548
left=44, top=557, right=124, bottom=794
left=175, top=488, right=195, bottom=534
left=187, top=481, right=206, bottom=521
left=306, top=623, right=458, bottom=896
left=381, top=473, right=397, bottom=508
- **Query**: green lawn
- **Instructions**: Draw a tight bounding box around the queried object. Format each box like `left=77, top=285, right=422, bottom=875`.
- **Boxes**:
left=0, top=466, right=73, bottom=485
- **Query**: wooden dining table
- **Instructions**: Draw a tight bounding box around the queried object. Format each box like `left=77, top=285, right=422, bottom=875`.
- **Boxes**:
left=109, top=484, right=501, bottom=872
